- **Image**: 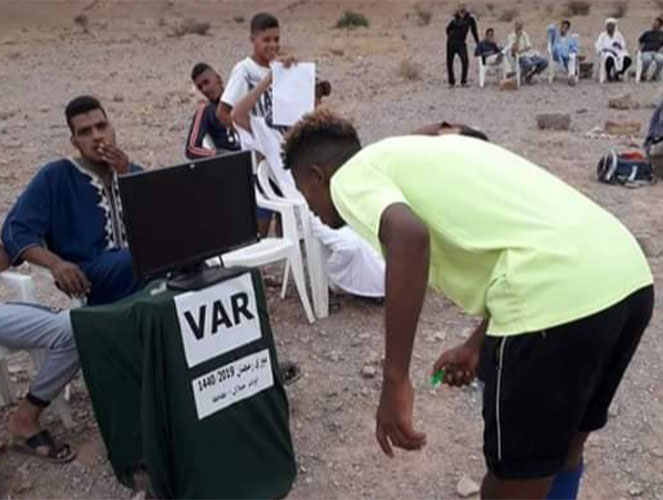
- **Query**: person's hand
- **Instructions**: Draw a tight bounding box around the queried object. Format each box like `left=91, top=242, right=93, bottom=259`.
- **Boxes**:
left=97, top=141, right=130, bottom=174
left=433, top=341, right=480, bottom=387
left=50, top=260, right=90, bottom=298
left=276, top=54, right=298, bottom=68
left=375, top=375, right=427, bottom=457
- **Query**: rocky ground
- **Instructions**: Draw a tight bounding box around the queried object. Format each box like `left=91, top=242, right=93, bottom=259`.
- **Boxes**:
left=0, top=0, right=662, bottom=498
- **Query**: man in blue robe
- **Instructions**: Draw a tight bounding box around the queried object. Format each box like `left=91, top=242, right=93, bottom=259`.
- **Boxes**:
left=2, top=96, right=141, bottom=305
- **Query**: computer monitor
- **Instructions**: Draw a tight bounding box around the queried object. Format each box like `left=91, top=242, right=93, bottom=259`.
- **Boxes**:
left=119, top=151, right=258, bottom=285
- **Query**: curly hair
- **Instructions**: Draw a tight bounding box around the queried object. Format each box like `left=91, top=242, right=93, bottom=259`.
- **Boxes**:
left=281, top=109, right=361, bottom=171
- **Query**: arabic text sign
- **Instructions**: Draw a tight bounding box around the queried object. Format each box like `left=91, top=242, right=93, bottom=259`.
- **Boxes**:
left=191, top=349, right=274, bottom=420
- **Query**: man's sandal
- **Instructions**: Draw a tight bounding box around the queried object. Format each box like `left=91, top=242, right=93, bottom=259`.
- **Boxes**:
left=10, top=430, right=76, bottom=463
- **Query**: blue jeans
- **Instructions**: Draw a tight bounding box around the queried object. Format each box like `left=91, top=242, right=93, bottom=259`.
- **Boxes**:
left=520, top=55, right=548, bottom=76
left=0, top=304, right=78, bottom=402
left=641, top=51, right=663, bottom=80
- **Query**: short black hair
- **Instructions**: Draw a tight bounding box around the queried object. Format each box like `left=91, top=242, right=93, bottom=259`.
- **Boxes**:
left=65, top=95, right=106, bottom=133
left=282, top=109, right=361, bottom=172
left=561, top=19, right=571, bottom=28
left=191, top=62, right=212, bottom=81
left=486, top=27, right=494, bottom=35
left=250, top=12, right=279, bottom=35
left=656, top=17, right=663, bottom=25
left=456, top=125, right=489, bottom=142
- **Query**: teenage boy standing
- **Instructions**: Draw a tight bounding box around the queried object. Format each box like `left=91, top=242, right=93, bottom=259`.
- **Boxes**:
left=281, top=109, right=654, bottom=499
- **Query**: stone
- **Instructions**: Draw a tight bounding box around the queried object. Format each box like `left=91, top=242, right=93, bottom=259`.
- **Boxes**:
left=605, top=120, right=641, bottom=136
left=38, top=105, right=50, bottom=112
left=361, top=365, right=377, bottom=379
left=499, top=78, right=518, bottom=91
left=608, top=403, right=620, bottom=419
left=456, top=475, right=480, bottom=498
left=434, top=332, right=446, bottom=341
left=536, top=113, right=571, bottom=131
left=113, top=94, right=125, bottom=102
left=628, top=484, right=644, bottom=497
left=608, top=94, right=638, bottom=110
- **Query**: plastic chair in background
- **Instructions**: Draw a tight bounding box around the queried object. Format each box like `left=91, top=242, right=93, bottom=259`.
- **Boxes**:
left=220, top=170, right=316, bottom=324
left=254, top=161, right=329, bottom=320
left=478, top=52, right=510, bottom=88
left=547, top=37, right=579, bottom=84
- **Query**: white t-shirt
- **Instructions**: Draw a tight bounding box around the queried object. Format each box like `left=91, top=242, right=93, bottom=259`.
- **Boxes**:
left=221, top=57, right=272, bottom=118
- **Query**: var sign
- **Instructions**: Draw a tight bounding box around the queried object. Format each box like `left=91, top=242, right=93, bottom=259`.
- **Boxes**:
left=175, top=273, right=263, bottom=368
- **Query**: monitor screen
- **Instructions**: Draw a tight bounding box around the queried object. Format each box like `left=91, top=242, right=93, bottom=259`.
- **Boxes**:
left=118, top=151, right=258, bottom=280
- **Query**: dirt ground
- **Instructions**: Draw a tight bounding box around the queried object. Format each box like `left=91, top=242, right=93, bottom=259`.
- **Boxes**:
left=0, top=0, right=662, bottom=498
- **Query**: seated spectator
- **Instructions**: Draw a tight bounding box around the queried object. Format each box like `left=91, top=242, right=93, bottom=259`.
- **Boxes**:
left=1, top=96, right=142, bottom=306
left=547, top=19, right=580, bottom=84
left=231, top=70, right=386, bottom=300
left=505, top=20, right=548, bottom=84
left=185, top=63, right=240, bottom=159
left=475, top=28, right=503, bottom=65
left=638, top=17, right=663, bottom=81
left=595, top=18, right=632, bottom=82
left=645, top=97, right=663, bottom=178
left=0, top=244, right=78, bottom=462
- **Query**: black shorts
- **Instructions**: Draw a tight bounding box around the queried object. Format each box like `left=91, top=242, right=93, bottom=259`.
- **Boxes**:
left=478, top=285, right=654, bottom=479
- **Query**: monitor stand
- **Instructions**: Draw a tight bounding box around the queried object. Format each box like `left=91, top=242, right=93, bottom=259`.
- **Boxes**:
left=166, top=262, right=244, bottom=292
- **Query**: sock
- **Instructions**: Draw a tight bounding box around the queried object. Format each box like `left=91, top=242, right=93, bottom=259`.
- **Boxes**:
left=547, top=461, right=584, bottom=500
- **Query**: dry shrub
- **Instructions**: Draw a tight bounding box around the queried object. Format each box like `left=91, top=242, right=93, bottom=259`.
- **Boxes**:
left=172, top=19, right=211, bottom=37
left=397, top=59, right=422, bottom=81
left=562, top=0, right=591, bottom=17
left=415, top=5, right=433, bottom=26
left=498, top=8, right=518, bottom=23
left=544, top=3, right=555, bottom=16
left=233, top=15, right=245, bottom=24
left=610, top=1, right=628, bottom=18
left=655, top=0, right=663, bottom=10
left=73, top=14, right=90, bottom=33
left=335, top=11, right=369, bottom=29
left=486, top=2, right=495, bottom=13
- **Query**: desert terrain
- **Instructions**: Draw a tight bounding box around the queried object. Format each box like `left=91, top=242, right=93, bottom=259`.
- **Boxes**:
left=0, top=0, right=662, bottom=498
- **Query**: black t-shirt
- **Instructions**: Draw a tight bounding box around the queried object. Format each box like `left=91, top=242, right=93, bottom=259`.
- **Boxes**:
left=639, top=30, right=663, bottom=52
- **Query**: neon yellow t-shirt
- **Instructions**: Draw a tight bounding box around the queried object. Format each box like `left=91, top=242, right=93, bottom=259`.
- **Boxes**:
left=330, top=135, right=653, bottom=336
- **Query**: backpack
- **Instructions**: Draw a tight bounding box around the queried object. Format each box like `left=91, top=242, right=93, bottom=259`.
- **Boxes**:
left=597, top=149, right=653, bottom=187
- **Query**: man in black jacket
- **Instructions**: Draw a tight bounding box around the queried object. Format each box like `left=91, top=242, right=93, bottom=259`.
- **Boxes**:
left=446, top=3, right=479, bottom=88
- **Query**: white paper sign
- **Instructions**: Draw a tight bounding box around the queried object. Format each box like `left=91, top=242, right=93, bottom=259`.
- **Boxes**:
left=191, top=349, right=274, bottom=420
left=175, top=273, right=262, bottom=368
left=271, top=61, right=315, bottom=126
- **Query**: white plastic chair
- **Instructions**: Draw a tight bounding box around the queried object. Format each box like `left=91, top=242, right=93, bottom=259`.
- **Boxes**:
left=478, top=52, right=510, bottom=88
left=598, top=51, right=634, bottom=83
left=502, top=52, right=522, bottom=87
left=547, top=41, right=579, bottom=84
left=220, top=169, right=316, bottom=324
left=0, top=271, right=74, bottom=428
left=254, top=161, right=330, bottom=320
